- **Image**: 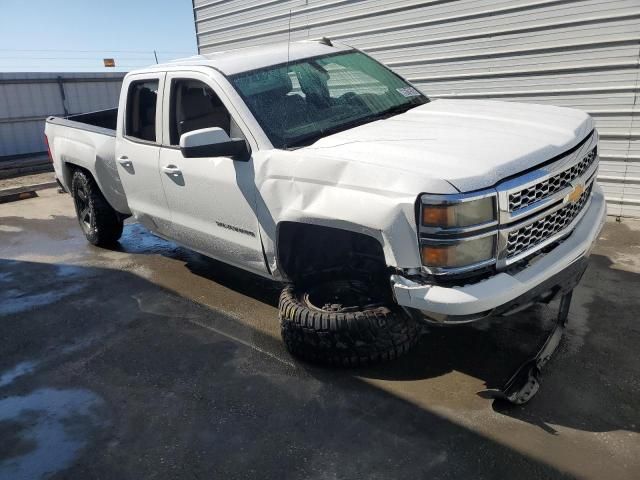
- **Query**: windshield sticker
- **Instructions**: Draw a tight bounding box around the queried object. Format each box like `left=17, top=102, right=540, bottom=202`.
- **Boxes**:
left=396, top=87, right=421, bottom=97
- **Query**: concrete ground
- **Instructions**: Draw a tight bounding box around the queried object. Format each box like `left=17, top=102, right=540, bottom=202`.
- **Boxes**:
left=1, top=188, right=638, bottom=480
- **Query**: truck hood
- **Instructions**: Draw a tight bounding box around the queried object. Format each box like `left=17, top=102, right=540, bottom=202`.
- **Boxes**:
left=304, top=99, right=594, bottom=192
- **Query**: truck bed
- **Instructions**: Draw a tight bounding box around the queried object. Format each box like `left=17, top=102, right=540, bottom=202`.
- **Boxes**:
left=45, top=107, right=130, bottom=215
left=67, top=108, right=118, bottom=131
left=47, top=107, right=118, bottom=136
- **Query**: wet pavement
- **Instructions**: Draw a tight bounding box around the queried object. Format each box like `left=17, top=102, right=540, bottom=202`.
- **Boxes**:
left=1, top=188, right=639, bottom=480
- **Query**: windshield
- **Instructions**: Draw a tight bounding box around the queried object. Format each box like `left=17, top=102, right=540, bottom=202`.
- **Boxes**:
left=229, top=51, right=429, bottom=148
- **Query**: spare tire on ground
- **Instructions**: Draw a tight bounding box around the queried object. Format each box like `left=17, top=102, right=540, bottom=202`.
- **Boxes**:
left=279, top=276, right=421, bottom=366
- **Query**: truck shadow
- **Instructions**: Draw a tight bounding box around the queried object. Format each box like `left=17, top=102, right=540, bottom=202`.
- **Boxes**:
left=0, top=257, right=580, bottom=479
left=2, top=217, right=637, bottom=441
left=110, top=222, right=640, bottom=437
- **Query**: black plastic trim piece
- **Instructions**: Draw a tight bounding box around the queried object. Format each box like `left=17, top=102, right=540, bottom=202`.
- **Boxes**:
left=181, top=138, right=249, bottom=160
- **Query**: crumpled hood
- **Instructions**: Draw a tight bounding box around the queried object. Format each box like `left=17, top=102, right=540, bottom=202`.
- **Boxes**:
left=303, top=99, right=594, bottom=192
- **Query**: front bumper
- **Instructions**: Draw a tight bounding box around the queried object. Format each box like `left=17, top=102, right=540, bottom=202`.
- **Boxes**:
left=392, top=183, right=607, bottom=320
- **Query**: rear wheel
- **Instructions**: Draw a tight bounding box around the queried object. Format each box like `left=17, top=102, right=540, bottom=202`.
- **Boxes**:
left=279, top=275, right=421, bottom=366
left=71, top=169, right=123, bottom=246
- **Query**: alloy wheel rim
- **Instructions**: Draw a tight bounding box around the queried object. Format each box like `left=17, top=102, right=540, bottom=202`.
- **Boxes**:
left=74, top=186, right=93, bottom=234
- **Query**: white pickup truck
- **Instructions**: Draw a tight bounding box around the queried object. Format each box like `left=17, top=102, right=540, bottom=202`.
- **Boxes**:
left=45, top=40, right=606, bottom=402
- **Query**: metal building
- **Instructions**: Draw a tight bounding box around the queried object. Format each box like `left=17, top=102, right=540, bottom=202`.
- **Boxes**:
left=192, top=0, right=640, bottom=217
left=0, top=72, right=125, bottom=159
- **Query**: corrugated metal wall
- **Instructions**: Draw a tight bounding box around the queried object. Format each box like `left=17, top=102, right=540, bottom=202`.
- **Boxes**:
left=0, top=72, right=125, bottom=158
left=193, top=0, right=640, bottom=217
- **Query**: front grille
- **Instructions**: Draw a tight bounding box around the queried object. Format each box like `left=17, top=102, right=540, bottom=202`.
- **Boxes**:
left=506, top=183, right=592, bottom=259
left=508, top=147, right=597, bottom=212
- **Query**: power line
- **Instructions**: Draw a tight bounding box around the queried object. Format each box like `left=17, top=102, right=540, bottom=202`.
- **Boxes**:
left=0, top=48, right=196, bottom=54
left=0, top=61, right=153, bottom=67
left=0, top=65, right=168, bottom=68
left=0, top=48, right=197, bottom=71
left=0, top=56, right=163, bottom=60
left=0, top=68, right=145, bottom=71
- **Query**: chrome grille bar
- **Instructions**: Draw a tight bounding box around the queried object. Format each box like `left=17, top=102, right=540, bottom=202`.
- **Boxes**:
left=508, top=147, right=597, bottom=212
left=496, top=131, right=598, bottom=224
left=505, top=182, right=592, bottom=260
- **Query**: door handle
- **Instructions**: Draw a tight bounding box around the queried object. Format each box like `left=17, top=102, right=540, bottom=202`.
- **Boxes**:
left=162, top=165, right=182, bottom=176
left=117, top=156, right=133, bottom=168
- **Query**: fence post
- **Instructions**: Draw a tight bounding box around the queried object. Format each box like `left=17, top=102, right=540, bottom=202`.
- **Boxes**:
left=56, top=76, right=69, bottom=116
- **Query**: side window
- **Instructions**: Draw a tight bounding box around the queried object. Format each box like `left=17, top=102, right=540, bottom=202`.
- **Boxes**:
left=169, top=79, right=236, bottom=146
left=126, top=80, right=159, bottom=142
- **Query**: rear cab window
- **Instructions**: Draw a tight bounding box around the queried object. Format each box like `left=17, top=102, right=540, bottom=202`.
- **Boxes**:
left=126, top=80, right=159, bottom=143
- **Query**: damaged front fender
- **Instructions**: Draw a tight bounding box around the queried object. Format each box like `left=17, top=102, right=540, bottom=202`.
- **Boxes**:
left=252, top=148, right=457, bottom=278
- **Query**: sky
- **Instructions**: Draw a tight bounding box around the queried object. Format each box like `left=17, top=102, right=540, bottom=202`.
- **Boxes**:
left=0, top=0, right=198, bottom=72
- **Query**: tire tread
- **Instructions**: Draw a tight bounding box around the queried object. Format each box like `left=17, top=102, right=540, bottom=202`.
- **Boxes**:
left=279, top=283, right=421, bottom=367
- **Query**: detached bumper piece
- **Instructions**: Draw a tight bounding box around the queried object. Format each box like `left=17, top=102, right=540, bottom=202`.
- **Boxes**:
left=492, top=252, right=588, bottom=405
left=492, top=291, right=573, bottom=405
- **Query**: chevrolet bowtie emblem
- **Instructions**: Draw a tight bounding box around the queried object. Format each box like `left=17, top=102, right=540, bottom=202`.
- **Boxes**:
left=565, top=183, right=585, bottom=205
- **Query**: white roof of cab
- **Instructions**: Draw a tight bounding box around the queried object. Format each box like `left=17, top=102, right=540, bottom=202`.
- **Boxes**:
left=145, top=40, right=354, bottom=76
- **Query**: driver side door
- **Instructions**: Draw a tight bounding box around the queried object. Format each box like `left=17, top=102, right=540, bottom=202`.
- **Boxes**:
left=158, top=72, right=268, bottom=276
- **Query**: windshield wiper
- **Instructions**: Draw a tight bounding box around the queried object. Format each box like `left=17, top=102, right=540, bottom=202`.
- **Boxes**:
left=286, top=117, right=371, bottom=148
left=286, top=102, right=423, bottom=149
left=368, top=101, right=422, bottom=121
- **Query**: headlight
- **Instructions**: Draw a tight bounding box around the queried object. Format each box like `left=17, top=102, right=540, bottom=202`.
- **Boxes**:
left=419, top=190, right=498, bottom=273
left=421, top=235, right=496, bottom=269
left=421, top=194, right=497, bottom=230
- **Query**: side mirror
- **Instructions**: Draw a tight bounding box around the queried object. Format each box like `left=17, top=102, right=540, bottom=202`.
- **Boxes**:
left=180, top=127, right=249, bottom=161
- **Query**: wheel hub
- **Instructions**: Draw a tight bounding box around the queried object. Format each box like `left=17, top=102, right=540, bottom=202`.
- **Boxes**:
left=303, top=279, right=383, bottom=313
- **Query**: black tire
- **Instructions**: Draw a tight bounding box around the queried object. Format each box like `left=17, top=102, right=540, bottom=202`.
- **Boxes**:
left=71, top=169, right=123, bottom=246
left=279, top=276, right=421, bottom=367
